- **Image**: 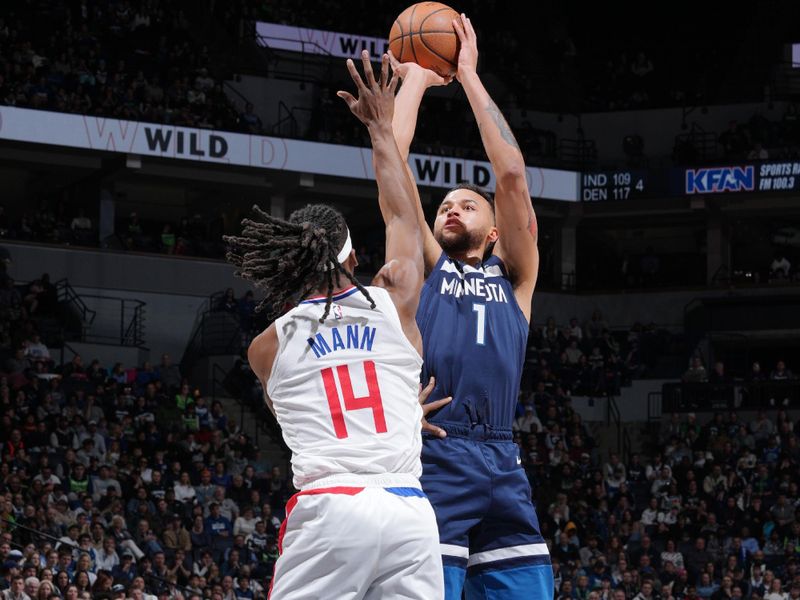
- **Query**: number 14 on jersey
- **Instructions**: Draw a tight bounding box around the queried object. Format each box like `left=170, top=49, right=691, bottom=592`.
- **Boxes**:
left=320, top=361, right=387, bottom=439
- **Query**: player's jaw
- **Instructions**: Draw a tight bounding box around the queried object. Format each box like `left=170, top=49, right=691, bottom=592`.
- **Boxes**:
left=434, top=222, right=486, bottom=255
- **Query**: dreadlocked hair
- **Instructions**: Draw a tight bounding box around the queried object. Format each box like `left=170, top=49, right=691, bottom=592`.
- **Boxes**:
left=223, top=204, right=375, bottom=323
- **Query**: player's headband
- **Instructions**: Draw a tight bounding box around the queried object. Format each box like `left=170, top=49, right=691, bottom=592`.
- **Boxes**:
left=336, top=228, right=352, bottom=264
left=329, top=228, right=352, bottom=269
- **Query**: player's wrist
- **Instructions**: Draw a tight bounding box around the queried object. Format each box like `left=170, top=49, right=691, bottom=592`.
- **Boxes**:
left=456, top=66, right=478, bottom=81
left=401, top=68, right=431, bottom=89
left=367, top=120, right=394, bottom=137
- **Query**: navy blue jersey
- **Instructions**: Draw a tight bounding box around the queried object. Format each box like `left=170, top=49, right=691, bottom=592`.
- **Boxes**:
left=416, top=252, right=528, bottom=430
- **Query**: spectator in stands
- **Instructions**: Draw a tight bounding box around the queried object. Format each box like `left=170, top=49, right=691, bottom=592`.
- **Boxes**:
left=237, top=291, right=256, bottom=341
left=709, top=361, right=731, bottom=384
left=720, top=121, right=747, bottom=159
left=748, top=362, right=766, bottom=382
left=207, top=487, right=238, bottom=523
left=61, top=355, right=86, bottom=380
left=22, top=281, right=45, bottom=316
left=175, top=384, right=193, bottom=412
left=5, top=348, right=30, bottom=378
left=3, top=575, right=30, bottom=600
left=191, top=469, right=215, bottom=509
left=747, top=142, right=769, bottom=161
left=217, top=289, right=237, bottom=313
left=568, top=318, right=583, bottom=341
left=69, top=210, right=92, bottom=234
left=205, top=503, right=233, bottom=559
left=769, top=252, right=791, bottom=280
left=514, top=404, right=542, bottom=434
left=239, top=104, right=262, bottom=134
left=769, top=360, right=793, bottom=381
left=586, top=310, right=610, bottom=341
left=91, top=466, right=120, bottom=502
left=683, top=357, right=708, bottom=383
left=157, top=354, right=182, bottom=393
left=173, top=473, right=196, bottom=506
left=123, top=213, right=143, bottom=251
left=566, top=340, right=584, bottom=366
left=160, top=224, right=176, bottom=255
left=22, top=335, right=50, bottom=366
left=163, top=515, right=191, bottom=556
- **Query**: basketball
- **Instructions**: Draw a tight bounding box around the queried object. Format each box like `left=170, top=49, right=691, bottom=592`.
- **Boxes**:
left=388, top=2, right=461, bottom=78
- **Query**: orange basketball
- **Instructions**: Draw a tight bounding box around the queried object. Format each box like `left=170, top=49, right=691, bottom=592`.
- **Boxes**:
left=388, top=2, right=460, bottom=78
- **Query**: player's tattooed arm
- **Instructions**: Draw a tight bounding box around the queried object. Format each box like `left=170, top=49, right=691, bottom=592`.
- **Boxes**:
left=484, top=99, right=521, bottom=151
left=453, top=12, right=539, bottom=318
left=454, top=13, right=525, bottom=173
left=479, top=98, right=538, bottom=246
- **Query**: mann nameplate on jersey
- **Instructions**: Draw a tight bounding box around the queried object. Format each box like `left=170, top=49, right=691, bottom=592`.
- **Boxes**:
left=0, top=106, right=579, bottom=202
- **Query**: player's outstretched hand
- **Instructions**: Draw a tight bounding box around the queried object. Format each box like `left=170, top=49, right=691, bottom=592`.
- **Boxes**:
left=419, top=376, right=452, bottom=438
left=387, top=50, right=453, bottom=87
left=337, top=51, right=398, bottom=128
left=452, top=13, right=478, bottom=81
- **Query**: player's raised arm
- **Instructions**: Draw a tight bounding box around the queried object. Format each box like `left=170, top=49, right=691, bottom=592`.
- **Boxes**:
left=453, top=14, right=539, bottom=318
left=337, top=52, right=424, bottom=338
left=384, top=51, right=449, bottom=274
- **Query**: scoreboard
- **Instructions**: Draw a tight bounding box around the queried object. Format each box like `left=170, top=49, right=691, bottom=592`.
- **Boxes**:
left=580, top=161, right=800, bottom=201
left=581, top=170, right=653, bottom=201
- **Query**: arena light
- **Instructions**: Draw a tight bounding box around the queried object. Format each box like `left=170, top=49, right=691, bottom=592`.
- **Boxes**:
left=300, top=173, right=315, bottom=188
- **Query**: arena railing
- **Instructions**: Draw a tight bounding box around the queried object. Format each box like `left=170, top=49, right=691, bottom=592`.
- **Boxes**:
left=54, top=279, right=145, bottom=348
left=272, top=100, right=300, bottom=137
left=606, top=395, right=632, bottom=463
left=770, top=61, right=800, bottom=98
left=661, top=380, right=800, bottom=412
left=75, top=294, right=147, bottom=348
left=254, top=34, right=337, bottom=85
left=56, top=278, right=97, bottom=326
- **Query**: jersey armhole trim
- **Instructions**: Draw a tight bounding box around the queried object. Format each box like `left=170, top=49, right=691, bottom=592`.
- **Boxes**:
left=488, top=254, right=531, bottom=328
left=487, top=253, right=510, bottom=278
left=431, top=251, right=449, bottom=275
left=265, top=321, right=285, bottom=399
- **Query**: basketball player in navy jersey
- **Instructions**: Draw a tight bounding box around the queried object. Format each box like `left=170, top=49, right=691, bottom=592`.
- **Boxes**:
left=381, top=13, right=554, bottom=600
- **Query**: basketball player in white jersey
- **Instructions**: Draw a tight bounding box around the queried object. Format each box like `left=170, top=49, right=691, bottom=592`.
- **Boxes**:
left=225, top=54, right=445, bottom=600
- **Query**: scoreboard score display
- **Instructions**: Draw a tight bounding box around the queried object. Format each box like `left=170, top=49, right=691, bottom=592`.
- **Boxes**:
left=581, top=170, right=651, bottom=201
left=580, top=161, right=800, bottom=201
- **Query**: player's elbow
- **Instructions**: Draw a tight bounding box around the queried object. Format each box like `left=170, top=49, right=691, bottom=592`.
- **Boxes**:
left=387, top=212, right=420, bottom=234
left=384, top=256, right=424, bottom=288
left=496, top=161, right=527, bottom=187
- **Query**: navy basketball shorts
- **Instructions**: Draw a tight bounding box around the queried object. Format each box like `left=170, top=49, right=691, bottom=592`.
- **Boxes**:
left=421, top=424, right=554, bottom=600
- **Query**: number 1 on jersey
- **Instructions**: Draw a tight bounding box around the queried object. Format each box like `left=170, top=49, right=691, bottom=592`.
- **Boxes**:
left=473, top=303, right=486, bottom=345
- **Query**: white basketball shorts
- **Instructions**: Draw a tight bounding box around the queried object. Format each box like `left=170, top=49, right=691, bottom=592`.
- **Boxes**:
left=268, top=474, right=443, bottom=600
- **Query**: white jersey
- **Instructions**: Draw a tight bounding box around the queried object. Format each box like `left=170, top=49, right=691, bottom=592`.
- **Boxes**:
left=267, top=285, right=423, bottom=490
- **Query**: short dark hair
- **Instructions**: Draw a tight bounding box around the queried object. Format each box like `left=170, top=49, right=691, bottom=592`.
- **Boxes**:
left=446, top=183, right=494, bottom=211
